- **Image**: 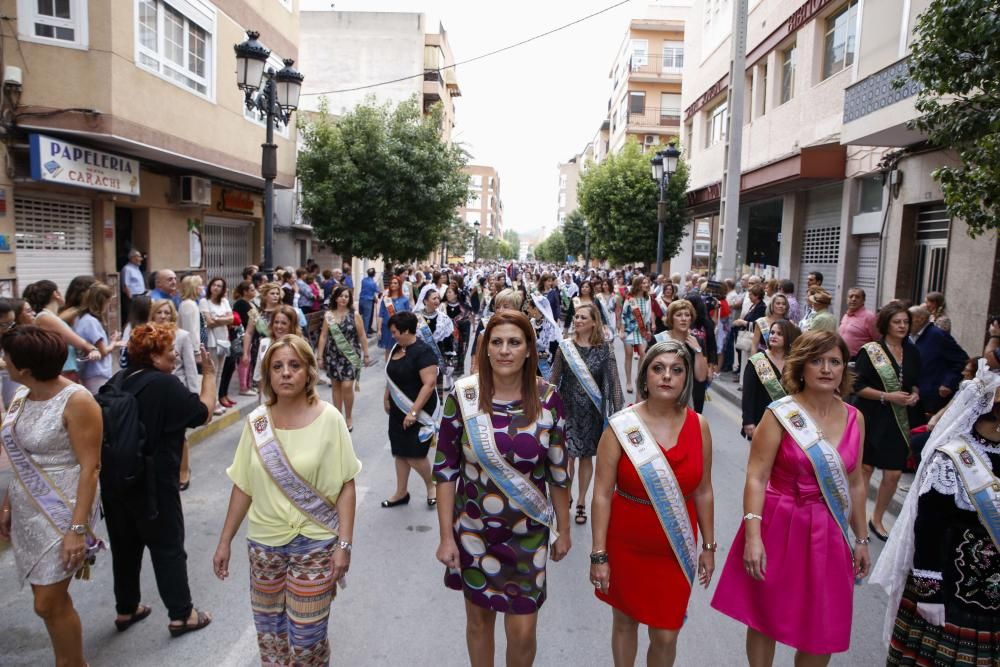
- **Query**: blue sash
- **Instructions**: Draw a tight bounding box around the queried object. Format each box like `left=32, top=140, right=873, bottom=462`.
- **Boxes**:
left=558, top=339, right=601, bottom=413
left=769, top=396, right=853, bottom=547
left=453, top=374, right=556, bottom=533
left=939, top=439, right=1000, bottom=549
left=386, top=345, right=441, bottom=443
left=608, top=407, right=698, bottom=586
left=417, top=315, right=445, bottom=372
left=654, top=331, right=670, bottom=344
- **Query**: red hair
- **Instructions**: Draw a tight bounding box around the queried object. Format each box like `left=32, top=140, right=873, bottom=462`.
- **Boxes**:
left=474, top=310, right=543, bottom=423
left=127, top=323, right=175, bottom=367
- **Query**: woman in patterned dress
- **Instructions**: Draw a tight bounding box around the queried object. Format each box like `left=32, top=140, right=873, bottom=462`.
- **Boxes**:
left=619, top=275, right=653, bottom=395
left=549, top=303, right=623, bottom=525
left=317, top=286, right=372, bottom=432
left=434, top=310, right=572, bottom=666
left=242, top=282, right=283, bottom=386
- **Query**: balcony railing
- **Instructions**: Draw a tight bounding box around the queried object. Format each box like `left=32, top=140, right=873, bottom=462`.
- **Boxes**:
left=627, top=57, right=684, bottom=77
left=626, top=106, right=682, bottom=128
left=843, top=56, right=922, bottom=124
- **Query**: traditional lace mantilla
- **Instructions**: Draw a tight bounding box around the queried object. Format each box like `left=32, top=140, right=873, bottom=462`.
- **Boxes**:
left=918, top=429, right=1000, bottom=512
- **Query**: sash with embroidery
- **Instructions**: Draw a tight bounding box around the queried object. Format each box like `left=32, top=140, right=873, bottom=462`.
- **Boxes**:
left=608, top=407, right=698, bottom=586
left=939, top=439, right=1000, bottom=549
left=861, top=341, right=910, bottom=442
left=453, top=374, right=557, bottom=533
left=749, top=352, right=786, bottom=402
left=384, top=292, right=397, bottom=318
left=0, top=387, right=104, bottom=579
left=417, top=314, right=446, bottom=372
left=769, top=396, right=853, bottom=546
left=327, top=313, right=362, bottom=389
left=246, top=406, right=342, bottom=535
left=627, top=298, right=649, bottom=340
left=386, top=344, right=441, bottom=443
left=558, top=339, right=601, bottom=413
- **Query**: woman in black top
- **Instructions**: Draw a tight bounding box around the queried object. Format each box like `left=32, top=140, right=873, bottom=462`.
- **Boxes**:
left=741, top=319, right=799, bottom=439
left=444, top=285, right=472, bottom=375
left=382, top=311, right=439, bottom=509
left=686, top=293, right=719, bottom=414
left=230, top=281, right=257, bottom=396
left=854, top=301, right=923, bottom=540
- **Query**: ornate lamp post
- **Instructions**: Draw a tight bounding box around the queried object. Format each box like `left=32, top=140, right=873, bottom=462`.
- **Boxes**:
left=473, top=220, right=481, bottom=263
left=650, top=142, right=680, bottom=277
left=234, top=30, right=304, bottom=274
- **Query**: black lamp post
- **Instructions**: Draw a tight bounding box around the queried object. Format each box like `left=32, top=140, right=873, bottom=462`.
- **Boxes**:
left=235, top=30, right=304, bottom=275
left=473, top=220, right=481, bottom=263
left=583, top=221, right=591, bottom=268
left=651, top=142, right=680, bottom=277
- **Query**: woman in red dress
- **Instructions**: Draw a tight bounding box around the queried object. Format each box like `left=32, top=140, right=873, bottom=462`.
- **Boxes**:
left=589, top=339, right=716, bottom=666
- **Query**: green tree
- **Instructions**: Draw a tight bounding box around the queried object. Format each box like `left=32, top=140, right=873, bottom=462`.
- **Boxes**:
left=444, top=216, right=474, bottom=260
left=502, top=229, right=520, bottom=254
left=534, top=229, right=567, bottom=263
left=562, top=210, right=588, bottom=260
left=905, top=0, right=1000, bottom=237
left=297, top=97, right=469, bottom=262
left=578, top=138, right=690, bottom=267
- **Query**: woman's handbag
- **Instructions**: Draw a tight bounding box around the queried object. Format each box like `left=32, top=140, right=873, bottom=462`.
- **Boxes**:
left=735, top=329, right=754, bottom=352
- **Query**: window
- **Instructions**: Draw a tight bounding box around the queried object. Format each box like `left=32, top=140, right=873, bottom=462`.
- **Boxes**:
left=857, top=175, right=884, bottom=214
left=780, top=43, right=797, bottom=104
left=466, top=191, right=480, bottom=208
left=470, top=174, right=483, bottom=188
left=685, top=121, right=694, bottom=153
left=628, top=92, right=646, bottom=114
left=559, top=174, right=567, bottom=189
left=17, top=0, right=88, bottom=48
left=662, top=42, right=684, bottom=70
left=558, top=192, right=567, bottom=208
left=823, top=1, right=859, bottom=80
left=706, top=102, right=727, bottom=147
left=630, top=39, right=648, bottom=68
left=136, top=0, right=215, bottom=98
left=755, top=63, right=768, bottom=117
left=660, top=93, right=681, bottom=124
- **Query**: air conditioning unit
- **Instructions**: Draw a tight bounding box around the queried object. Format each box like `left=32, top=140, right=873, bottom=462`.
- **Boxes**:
left=178, top=175, right=211, bottom=206
left=644, top=135, right=657, bottom=145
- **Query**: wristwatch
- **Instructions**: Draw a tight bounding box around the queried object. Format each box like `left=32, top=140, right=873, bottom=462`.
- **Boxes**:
left=702, top=542, right=717, bottom=552
left=589, top=551, right=609, bottom=565
left=69, top=524, right=88, bottom=535
left=337, top=540, right=352, bottom=553
left=408, top=411, right=417, bottom=418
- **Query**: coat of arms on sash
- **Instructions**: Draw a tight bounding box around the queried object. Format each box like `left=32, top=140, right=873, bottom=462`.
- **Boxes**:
left=253, top=415, right=269, bottom=434
left=625, top=426, right=644, bottom=446
left=787, top=411, right=806, bottom=430
left=463, top=385, right=477, bottom=403
left=959, top=448, right=975, bottom=467
left=7, top=397, right=22, bottom=414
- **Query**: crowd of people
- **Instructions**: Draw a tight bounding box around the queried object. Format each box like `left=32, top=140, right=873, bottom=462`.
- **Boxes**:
left=0, top=254, right=998, bottom=667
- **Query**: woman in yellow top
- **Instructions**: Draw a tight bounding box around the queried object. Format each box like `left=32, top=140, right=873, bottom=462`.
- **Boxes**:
left=212, top=334, right=361, bottom=667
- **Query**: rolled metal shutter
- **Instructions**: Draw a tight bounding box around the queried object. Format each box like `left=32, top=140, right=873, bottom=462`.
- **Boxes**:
left=203, top=217, right=253, bottom=291
left=14, top=196, right=94, bottom=294
left=855, top=235, right=880, bottom=306
left=798, top=184, right=842, bottom=302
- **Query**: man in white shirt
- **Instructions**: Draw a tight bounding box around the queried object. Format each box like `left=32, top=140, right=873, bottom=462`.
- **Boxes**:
left=121, top=249, right=147, bottom=300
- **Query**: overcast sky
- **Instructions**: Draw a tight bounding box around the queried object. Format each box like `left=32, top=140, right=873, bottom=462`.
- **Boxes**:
left=299, top=0, right=648, bottom=238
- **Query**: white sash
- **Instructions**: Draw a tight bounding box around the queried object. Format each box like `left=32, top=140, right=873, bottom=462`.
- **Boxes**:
left=609, top=407, right=698, bottom=586
left=769, top=396, right=853, bottom=547
left=654, top=331, right=670, bottom=344
left=558, top=339, right=601, bottom=413
left=417, top=315, right=446, bottom=371
left=453, top=374, right=556, bottom=534
left=939, top=439, right=1000, bottom=549
left=385, top=344, right=441, bottom=443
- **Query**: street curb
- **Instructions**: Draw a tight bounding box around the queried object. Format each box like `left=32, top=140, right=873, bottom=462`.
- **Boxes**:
left=708, top=380, right=906, bottom=517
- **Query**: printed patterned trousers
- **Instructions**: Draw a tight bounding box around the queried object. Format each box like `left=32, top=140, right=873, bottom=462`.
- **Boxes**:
left=248, top=535, right=338, bottom=667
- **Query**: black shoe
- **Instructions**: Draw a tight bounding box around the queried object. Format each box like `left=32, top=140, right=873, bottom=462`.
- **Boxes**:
left=869, top=519, right=888, bottom=542
left=179, top=480, right=190, bottom=492
left=381, top=493, right=411, bottom=508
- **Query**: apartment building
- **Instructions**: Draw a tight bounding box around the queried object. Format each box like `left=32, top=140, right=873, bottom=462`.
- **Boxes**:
left=556, top=142, right=596, bottom=227
left=0, top=0, right=298, bottom=309
left=457, top=164, right=503, bottom=242
left=838, top=0, right=998, bottom=353
left=681, top=0, right=858, bottom=300
left=607, top=9, right=688, bottom=155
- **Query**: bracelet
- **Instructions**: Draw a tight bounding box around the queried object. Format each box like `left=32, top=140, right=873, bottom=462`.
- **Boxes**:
left=880, top=392, right=886, bottom=405
left=702, top=542, right=717, bottom=552
left=589, top=551, right=609, bottom=565
left=855, top=536, right=871, bottom=545
left=691, top=347, right=703, bottom=355
left=743, top=512, right=763, bottom=522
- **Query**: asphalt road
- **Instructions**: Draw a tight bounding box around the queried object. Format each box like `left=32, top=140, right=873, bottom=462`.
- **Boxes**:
left=0, top=349, right=895, bottom=666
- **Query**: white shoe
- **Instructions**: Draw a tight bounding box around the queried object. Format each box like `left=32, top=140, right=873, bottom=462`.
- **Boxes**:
left=213, top=406, right=227, bottom=416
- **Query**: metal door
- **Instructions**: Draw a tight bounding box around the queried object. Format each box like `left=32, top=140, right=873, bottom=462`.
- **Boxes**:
left=912, top=203, right=949, bottom=304
left=203, top=218, right=253, bottom=292
left=797, top=184, right=842, bottom=303
left=14, top=196, right=94, bottom=294
left=855, top=235, right=880, bottom=305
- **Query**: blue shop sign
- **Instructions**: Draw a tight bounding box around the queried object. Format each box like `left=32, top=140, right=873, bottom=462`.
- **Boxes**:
left=30, top=134, right=140, bottom=195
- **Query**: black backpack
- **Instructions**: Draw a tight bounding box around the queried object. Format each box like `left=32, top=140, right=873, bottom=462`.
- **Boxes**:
left=96, top=369, right=159, bottom=502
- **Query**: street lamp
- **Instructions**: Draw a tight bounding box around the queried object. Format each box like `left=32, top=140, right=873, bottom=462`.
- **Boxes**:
left=583, top=220, right=591, bottom=268
left=651, top=142, right=680, bottom=276
left=235, top=30, right=304, bottom=274
left=473, top=220, right=481, bottom=263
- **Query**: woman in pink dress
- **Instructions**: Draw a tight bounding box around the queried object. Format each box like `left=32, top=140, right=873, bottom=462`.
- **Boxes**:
left=712, top=330, right=873, bottom=665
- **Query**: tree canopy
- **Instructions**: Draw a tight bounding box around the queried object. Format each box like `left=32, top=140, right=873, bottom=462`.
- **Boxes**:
left=533, top=229, right=567, bottom=264
left=297, top=97, right=469, bottom=262
left=562, top=210, right=588, bottom=260
left=577, top=139, right=690, bottom=268
left=906, top=0, right=1000, bottom=237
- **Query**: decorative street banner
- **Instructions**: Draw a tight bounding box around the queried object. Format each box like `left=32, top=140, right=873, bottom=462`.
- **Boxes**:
left=29, top=134, right=140, bottom=195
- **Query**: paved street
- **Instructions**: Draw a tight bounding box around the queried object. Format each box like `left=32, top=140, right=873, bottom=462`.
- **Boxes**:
left=0, top=351, right=896, bottom=666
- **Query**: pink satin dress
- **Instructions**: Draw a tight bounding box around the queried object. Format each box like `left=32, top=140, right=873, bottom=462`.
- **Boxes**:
left=711, top=404, right=859, bottom=655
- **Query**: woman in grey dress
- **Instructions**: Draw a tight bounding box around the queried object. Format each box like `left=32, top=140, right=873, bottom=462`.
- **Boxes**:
left=0, top=326, right=103, bottom=666
left=550, top=302, right=623, bottom=524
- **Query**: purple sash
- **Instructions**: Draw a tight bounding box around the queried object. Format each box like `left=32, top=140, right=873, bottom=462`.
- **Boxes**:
left=247, top=406, right=341, bottom=535
left=0, top=387, right=104, bottom=576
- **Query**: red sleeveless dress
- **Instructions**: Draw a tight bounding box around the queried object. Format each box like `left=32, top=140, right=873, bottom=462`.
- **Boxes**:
left=595, top=408, right=703, bottom=629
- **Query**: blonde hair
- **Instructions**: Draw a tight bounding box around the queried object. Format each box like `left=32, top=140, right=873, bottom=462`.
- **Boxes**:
left=259, top=282, right=283, bottom=307
left=149, top=299, right=178, bottom=324
left=666, top=299, right=695, bottom=328
left=493, top=288, right=523, bottom=312
left=259, top=334, right=319, bottom=406
left=637, top=340, right=693, bottom=406
left=180, top=275, right=203, bottom=301
left=574, top=302, right=605, bottom=347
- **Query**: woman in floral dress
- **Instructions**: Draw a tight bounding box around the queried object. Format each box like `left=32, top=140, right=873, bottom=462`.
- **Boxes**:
left=317, top=285, right=372, bottom=432
left=434, top=310, right=572, bottom=666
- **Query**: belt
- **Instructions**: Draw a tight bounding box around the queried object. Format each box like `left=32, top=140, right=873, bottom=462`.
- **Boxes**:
left=615, top=488, right=652, bottom=505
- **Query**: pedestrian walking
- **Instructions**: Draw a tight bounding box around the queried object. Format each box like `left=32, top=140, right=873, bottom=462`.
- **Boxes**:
left=749, top=293, right=790, bottom=353
left=381, top=311, right=439, bottom=509
left=590, top=339, right=716, bottom=666
left=654, top=300, right=709, bottom=412
left=0, top=326, right=103, bottom=667
left=251, top=305, right=302, bottom=401
left=72, top=282, right=121, bottom=394
left=619, top=276, right=653, bottom=394
left=444, top=284, right=473, bottom=376
left=199, top=277, right=235, bottom=410
left=549, top=303, right=623, bottom=525
left=213, top=334, right=360, bottom=667
left=230, top=281, right=258, bottom=397
left=101, top=323, right=216, bottom=637
left=415, top=284, right=455, bottom=396
left=317, top=286, right=371, bottom=432
left=376, top=275, right=411, bottom=362
left=871, top=360, right=1000, bottom=665
left=359, top=268, right=379, bottom=334
left=741, top=320, right=799, bottom=440
left=855, top=302, right=924, bottom=541
left=434, top=310, right=571, bottom=666
left=712, top=330, right=871, bottom=663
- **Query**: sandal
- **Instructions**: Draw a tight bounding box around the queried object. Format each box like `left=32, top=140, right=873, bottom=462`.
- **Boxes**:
left=115, top=604, right=152, bottom=632
left=169, top=609, right=212, bottom=638
left=575, top=504, right=587, bottom=525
